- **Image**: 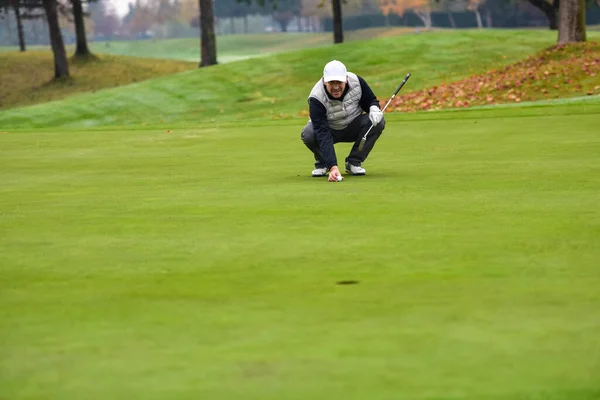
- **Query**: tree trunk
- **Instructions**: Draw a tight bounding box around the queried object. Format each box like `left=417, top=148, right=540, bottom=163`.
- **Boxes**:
left=414, top=10, right=432, bottom=29
left=447, top=11, right=456, bottom=28
left=72, top=0, right=91, bottom=57
left=199, top=0, right=217, bottom=67
left=557, top=0, right=586, bottom=44
left=474, top=8, right=483, bottom=28
left=485, top=8, right=492, bottom=27
left=526, top=0, right=558, bottom=30
left=12, top=4, right=26, bottom=51
left=277, top=19, right=288, bottom=32
left=332, top=0, right=343, bottom=44
left=43, top=0, right=70, bottom=78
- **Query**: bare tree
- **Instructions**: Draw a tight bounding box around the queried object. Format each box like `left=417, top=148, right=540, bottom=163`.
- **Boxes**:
left=43, top=0, right=69, bottom=78
left=526, top=0, right=559, bottom=29
left=332, top=0, right=342, bottom=43
left=468, top=0, right=485, bottom=28
left=380, top=0, right=432, bottom=29
left=199, top=0, right=217, bottom=66
left=0, top=0, right=27, bottom=50
left=14, top=1, right=26, bottom=50
left=71, top=0, right=91, bottom=57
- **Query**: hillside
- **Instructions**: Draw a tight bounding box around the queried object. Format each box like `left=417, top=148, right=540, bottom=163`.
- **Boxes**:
left=1, top=29, right=599, bottom=129
left=88, top=28, right=422, bottom=62
left=382, top=41, right=600, bottom=111
left=0, top=52, right=196, bottom=110
left=0, top=28, right=417, bottom=111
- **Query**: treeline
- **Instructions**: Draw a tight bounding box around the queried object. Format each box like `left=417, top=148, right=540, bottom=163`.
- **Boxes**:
left=0, top=0, right=593, bottom=81
left=324, top=3, right=600, bottom=31
left=3, top=0, right=598, bottom=48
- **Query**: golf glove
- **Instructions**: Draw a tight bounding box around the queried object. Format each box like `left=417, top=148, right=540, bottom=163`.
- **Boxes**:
left=369, top=105, right=383, bottom=126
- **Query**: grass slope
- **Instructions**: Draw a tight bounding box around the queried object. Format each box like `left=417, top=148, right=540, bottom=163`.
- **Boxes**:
left=88, top=28, right=424, bottom=62
left=0, top=52, right=196, bottom=110
left=0, top=28, right=423, bottom=111
left=4, top=29, right=599, bottom=129
left=1, top=101, right=599, bottom=399
left=386, top=41, right=600, bottom=111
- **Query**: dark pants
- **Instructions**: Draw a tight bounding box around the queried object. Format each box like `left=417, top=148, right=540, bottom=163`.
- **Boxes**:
left=301, top=114, right=385, bottom=169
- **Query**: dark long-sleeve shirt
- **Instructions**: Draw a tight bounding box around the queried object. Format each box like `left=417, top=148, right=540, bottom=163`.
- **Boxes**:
left=308, top=75, right=380, bottom=168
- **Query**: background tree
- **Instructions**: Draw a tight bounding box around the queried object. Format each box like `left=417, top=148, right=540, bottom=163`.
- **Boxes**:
left=379, top=0, right=398, bottom=25
left=241, top=0, right=343, bottom=42
left=525, top=0, right=559, bottom=28
left=12, top=0, right=26, bottom=50
left=411, top=0, right=434, bottom=28
left=88, top=0, right=120, bottom=40
left=523, top=0, right=595, bottom=30
left=467, top=0, right=486, bottom=27
left=151, top=0, right=177, bottom=38
left=199, top=0, right=217, bottom=66
left=240, top=0, right=301, bottom=33
left=126, top=0, right=154, bottom=38
left=43, top=0, right=69, bottom=78
left=557, top=0, right=585, bottom=42
left=178, top=0, right=199, bottom=22
left=379, top=0, right=434, bottom=28
left=70, top=0, right=91, bottom=56
left=300, top=0, right=328, bottom=31
left=122, top=2, right=134, bottom=27
left=214, top=0, right=257, bottom=34
left=161, top=0, right=201, bottom=37
left=0, top=0, right=32, bottom=51
left=331, top=0, right=342, bottom=42
left=272, top=9, right=295, bottom=31
left=1, top=0, right=69, bottom=76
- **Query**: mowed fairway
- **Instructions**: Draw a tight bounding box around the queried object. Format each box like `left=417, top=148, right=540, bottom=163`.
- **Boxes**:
left=1, top=100, right=600, bottom=399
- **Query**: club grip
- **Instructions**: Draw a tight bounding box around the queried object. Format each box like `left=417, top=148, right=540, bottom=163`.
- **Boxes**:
left=393, top=73, right=411, bottom=96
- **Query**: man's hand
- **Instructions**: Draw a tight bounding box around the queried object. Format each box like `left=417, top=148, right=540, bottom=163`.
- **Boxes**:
left=328, top=166, right=343, bottom=182
left=369, top=105, right=383, bottom=126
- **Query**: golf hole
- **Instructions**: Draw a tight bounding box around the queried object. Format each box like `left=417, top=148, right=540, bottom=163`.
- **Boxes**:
left=336, top=280, right=359, bottom=285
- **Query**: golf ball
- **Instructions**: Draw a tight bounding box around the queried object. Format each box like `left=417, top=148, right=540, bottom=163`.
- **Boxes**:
left=337, top=175, right=343, bottom=182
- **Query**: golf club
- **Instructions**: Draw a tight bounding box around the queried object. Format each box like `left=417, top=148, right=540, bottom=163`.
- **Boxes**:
left=358, top=72, right=411, bottom=151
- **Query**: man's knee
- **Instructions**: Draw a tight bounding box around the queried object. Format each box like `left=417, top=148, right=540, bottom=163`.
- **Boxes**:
left=370, top=118, right=386, bottom=138
left=378, top=118, right=386, bottom=133
left=301, top=122, right=316, bottom=145
left=362, top=114, right=386, bottom=132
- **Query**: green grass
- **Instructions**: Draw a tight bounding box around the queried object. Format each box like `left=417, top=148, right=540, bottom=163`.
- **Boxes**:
left=0, top=28, right=423, bottom=61
left=88, top=33, right=335, bottom=62
left=1, top=99, right=600, bottom=399
left=2, top=28, right=600, bottom=398
left=4, top=29, right=600, bottom=129
left=0, top=28, right=415, bottom=110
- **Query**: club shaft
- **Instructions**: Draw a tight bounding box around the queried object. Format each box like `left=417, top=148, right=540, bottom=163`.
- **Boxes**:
left=361, top=73, right=411, bottom=142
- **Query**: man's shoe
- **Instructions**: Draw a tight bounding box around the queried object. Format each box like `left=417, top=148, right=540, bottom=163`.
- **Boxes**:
left=345, top=162, right=366, bottom=175
left=312, top=167, right=328, bottom=177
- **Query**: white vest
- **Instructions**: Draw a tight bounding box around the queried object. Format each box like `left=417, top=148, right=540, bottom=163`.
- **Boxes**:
left=309, top=72, right=363, bottom=130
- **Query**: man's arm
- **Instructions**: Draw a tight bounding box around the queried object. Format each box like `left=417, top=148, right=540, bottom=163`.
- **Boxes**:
left=309, top=97, right=338, bottom=169
left=357, top=76, right=380, bottom=112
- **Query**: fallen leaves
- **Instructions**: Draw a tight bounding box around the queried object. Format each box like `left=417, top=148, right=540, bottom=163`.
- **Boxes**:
left=381, top=42, right=600, bottom=113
